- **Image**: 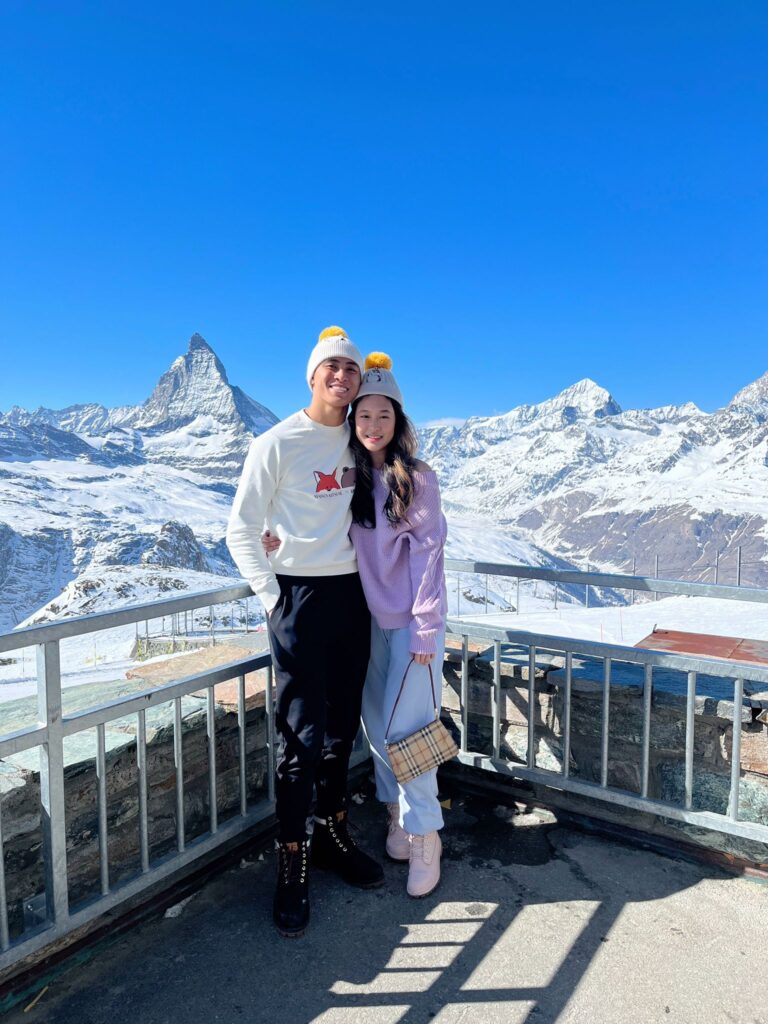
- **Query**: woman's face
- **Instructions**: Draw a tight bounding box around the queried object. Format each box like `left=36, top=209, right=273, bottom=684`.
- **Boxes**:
left=354, top=395, right=396, bottom=458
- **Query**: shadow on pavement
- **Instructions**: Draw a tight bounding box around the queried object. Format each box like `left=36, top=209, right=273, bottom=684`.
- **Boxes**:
left=6, top=777, right=749, bottom=1024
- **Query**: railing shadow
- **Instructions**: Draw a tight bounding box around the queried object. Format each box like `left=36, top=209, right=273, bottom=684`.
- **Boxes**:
left=7, top=790, right=731, bottom=1024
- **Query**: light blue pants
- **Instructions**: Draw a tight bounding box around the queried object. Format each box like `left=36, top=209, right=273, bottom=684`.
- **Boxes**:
left=361, top=621, right=445, bottom=836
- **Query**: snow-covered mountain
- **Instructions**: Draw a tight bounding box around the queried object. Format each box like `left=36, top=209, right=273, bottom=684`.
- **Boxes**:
left=0, top=334, right=278, bottom=629
left=2, top=334, right=276, bottom=482
left=420, top=374, right=768, bottom=584
left=1, top=335, right=767, bottom=633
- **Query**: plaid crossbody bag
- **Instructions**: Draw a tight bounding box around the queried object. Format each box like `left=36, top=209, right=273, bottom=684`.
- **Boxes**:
left=384, top=658, right=459, bottom=785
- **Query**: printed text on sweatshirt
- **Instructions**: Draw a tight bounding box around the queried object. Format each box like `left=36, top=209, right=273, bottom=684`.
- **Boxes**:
left=226, top=411, right=358, bottom=613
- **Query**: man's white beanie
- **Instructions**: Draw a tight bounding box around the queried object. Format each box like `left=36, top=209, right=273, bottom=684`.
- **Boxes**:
left=306, top=326, right=364, bottom=389
left=355, top=352, right=404, bottom=407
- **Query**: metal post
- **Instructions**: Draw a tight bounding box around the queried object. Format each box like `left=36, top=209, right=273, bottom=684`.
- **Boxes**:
left=238, top=675, right=247, bottom=815
left=485, top=575, right=489, bottom=613
left=516, top=578, right=520, bottom=614
left=527, top=646, right=536, bottom=768
left=631, top=557, right=636, bottom=605
left=207, top=686, right=218, bottom=834
left=737, top=546, right=742, bottom=587
left=492, top=640, right=501, bottom=760
left=460, top=635, right=469, bottom=753
left=715, top=550, right=720, bottom=585
left=265, top=664, right=276, bottom=803
left=554, top=582, right=558, bottom=610
left=0, top=807, right=9, bottom=951
left=585, top=563, right=590, bottom=609
left=96, top=723, right=109, bottom=895
left=456, top=576, right=460, bottom=616
left=684, top=672, right=696, bottom=810
left=137, top=709, right=150, bottom=873
left=640, top=664, right=652, bottom=798
left=600, top=658, right=611, bottom=786
left=654, top=555, right=659, bottom=602
left=729, top=679, right=744, bottom=819
left=209, top=605, right=215, bottom=647
left=174, top=698, right=185, bottom=851
left=562, top=651, right=572, bottom=779
left=36, top=642, right=70, bottom=925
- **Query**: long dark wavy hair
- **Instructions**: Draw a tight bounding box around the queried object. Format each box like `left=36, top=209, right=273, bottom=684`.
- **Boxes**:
left=349, top=397, right=419, bottom=528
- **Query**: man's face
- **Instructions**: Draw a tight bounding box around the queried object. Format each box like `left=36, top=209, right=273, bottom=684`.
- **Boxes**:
left=311, top=358, right=361, bottom=408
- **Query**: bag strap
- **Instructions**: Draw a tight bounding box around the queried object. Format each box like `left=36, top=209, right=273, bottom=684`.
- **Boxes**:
left=384, top=658, right=438, bottom=744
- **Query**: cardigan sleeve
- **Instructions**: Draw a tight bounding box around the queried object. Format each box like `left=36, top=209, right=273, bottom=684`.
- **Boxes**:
left=406, top=472, right=447, bottom=655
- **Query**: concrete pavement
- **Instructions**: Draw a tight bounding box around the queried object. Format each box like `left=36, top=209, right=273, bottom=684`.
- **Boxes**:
left=6, top=782, right=768, bottom=1024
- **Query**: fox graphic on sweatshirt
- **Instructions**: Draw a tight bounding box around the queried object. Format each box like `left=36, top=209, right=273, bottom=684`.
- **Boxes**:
left=226, top=410, right=359, bottom=614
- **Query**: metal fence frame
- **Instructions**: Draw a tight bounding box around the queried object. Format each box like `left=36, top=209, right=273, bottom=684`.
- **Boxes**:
left=1, top=565, right=768, bottom=972
left=0, top=585, right=275, bottom=972
left=444, top=618, right=768, bottom=845
left=444, top=558, right=768, bottom=607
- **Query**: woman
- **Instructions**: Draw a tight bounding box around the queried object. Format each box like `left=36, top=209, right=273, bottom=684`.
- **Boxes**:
left=264, top=352, right=448, bottom=897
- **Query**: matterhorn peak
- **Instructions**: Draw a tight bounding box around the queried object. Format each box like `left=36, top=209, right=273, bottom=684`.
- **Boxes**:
left=129, top=332, right=277, bottom=442
left=137, top=334, right=236, bottom=429
left=188, top=332, right=215, bottom=354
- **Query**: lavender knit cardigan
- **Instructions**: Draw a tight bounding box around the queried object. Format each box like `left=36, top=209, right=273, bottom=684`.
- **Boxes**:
left=350, top=468, right=448, bottom=655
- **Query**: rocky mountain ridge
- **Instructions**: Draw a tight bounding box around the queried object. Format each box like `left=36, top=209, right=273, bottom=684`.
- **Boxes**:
left=1, top=337, right=767, bottom=630
left=420, top=374, right=768, bottom=583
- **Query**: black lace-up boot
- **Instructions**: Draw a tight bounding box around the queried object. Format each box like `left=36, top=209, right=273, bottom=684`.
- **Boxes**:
left=311, top=810, right=385, bottom=889
left=273, top=838, right=310, bottom=937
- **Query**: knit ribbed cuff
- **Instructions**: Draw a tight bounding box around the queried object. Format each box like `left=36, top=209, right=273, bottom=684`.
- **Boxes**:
left=254, top=579, right=281, bottom=616
left=409, top=628, right=438, bottom=656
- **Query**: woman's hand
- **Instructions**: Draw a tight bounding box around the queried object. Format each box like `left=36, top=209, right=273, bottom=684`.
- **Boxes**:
left=413, top=652, right=435, bottom=666
left=261, top=530, right=281, bottom=557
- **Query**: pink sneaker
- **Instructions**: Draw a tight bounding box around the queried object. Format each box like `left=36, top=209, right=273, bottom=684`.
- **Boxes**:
left=386, top=803, right=410, bottom=862
left=407, top=831, right=441, bottom=898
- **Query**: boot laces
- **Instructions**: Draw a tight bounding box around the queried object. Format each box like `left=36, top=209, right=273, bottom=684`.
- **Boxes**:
left=410, top=833, right=435, bottom=862
left=279, top=842, right=307, bottom=886
left=325, top=811, right=358, bottom=854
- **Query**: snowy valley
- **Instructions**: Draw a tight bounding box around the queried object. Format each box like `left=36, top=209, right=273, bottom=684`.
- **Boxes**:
left=1, top=334, right=767, bottom=635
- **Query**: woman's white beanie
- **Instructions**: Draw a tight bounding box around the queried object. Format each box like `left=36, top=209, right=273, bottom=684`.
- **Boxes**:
left=355, top=352, right=404, bottom=407
left=306, top=326, right=364, bottom=389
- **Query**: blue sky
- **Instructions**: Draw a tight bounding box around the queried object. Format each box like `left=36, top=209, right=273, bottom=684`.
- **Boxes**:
left=1, top=1, right=766, bottom=423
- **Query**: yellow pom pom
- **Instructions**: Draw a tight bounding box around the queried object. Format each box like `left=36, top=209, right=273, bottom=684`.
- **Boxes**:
left=318, top=325, right=347, bottom=342
left=365, top=351, right=393, bottom=371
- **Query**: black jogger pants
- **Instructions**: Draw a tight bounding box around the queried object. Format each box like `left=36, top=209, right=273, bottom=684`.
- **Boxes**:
left=267, top=573, right=371, bottom=842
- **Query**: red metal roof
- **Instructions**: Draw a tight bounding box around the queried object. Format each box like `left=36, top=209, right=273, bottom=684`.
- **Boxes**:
left=636, top=628, right=768, bottom=666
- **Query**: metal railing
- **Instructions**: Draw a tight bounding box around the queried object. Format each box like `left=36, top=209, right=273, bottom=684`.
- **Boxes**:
left=444, top=558, right=768, bottom=614
left=0, top=584, right=274, bottom=972
left=443, top=560, right=768, bottom=845
left=1, top=563, right=767, bottom=973
left=444, top=618, right=768, bottom=845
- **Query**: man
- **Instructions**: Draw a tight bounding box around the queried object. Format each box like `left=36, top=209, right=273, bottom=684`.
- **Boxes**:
left=226, top=326, right=383, bottom=938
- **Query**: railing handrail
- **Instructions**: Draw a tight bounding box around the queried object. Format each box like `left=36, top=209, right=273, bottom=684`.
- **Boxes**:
left=3, top=558, right=767, bottom=655
left=0, top=583, right=253, bottom=654
left=445, top=617, right=768, bottom=688
left=445, top=559, right=768, bottom=604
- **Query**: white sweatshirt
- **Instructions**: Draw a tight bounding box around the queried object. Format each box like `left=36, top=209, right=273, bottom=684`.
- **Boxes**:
left=226, top=410, right=358, bottom=613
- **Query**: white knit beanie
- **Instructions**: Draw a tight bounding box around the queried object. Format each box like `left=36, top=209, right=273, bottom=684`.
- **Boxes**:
left=355, top=352, right=404, bottom=407
left=306, top=326, right=364, bottom=389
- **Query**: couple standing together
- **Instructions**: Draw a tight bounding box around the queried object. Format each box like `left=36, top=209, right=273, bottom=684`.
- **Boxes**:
left=226, top=326, right=448, bottom=937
